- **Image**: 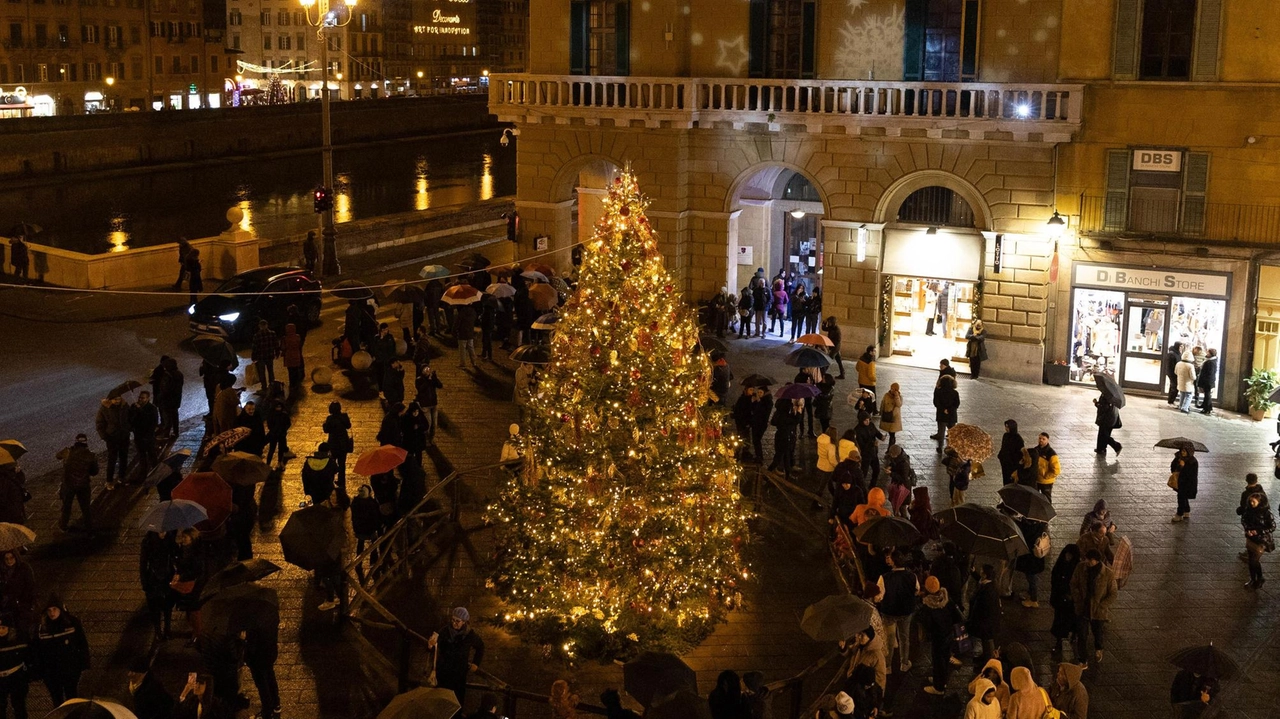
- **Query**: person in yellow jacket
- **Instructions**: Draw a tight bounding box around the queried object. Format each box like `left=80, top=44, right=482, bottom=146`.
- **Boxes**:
left=855, top=345, right=877, bottom=400
left=1031, top=432, right=1061, bottom=501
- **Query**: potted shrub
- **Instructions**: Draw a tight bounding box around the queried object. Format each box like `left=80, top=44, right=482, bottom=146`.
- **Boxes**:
left=1243, top=368, right=1279, bottom=421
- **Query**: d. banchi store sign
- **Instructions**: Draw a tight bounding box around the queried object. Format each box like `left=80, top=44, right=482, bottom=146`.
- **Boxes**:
left=414, top=0, right=474, bottom=36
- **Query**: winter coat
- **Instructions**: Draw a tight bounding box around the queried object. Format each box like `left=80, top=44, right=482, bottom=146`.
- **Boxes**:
left=1196, top=355, right=1218, bottom=390
left=35, top=608, right=90, bottom=675
left=1173, top=454, right=1199, bottom=499
left=997, top=431, right=1025, bottom=477
left=1032, top=445, right=1060, bottom=485
left=212, top=387, right=242, bottom=437
left=816, top=433, right=839, bottom=473
left=301, top=455, right=338, bottom=503
left=1174, top=351, right=1197, bottom=392
left=400, top=411, right=429, bottom=454
left=323, top=411, right=353, bottom=454
left=1094, top=397, right=1119, bottom=428
left=749, top=396, right=774, bottom=433
left=57, top=444, right=98, bottom=489
left=918, top=588, right=962, bottom=645
left=281, top=324, right=304, bottom=368
left=1005, top=667, right=1048, bottom=719
left=1013, top=519, right=1047, bottom=575
left=1164, top=347, right=1181, bottom=378
left=966, top=326, right=989, bottom=361
left=732, top=395, right=753, bottom=434
left=139, top=532, right=176, bottom=599
left=130, top=401, right=159, bottom=441
left=1241, top=498, right=1275, bottom=549
left=251, top=327, right=280, bottom=363
left=855, top=358, right=876, bottom=387
left=383, top=364, right=406, bottom=405
left=266, top=409, right=291, bottom=445
left=933, top=385, right=960, bottom=425
left=0, top=467, right=27, bottom=524
left=171, top=545, right=205, bottom=612
left=435, top=624, right=485, bottom=686
left=878, top=391, right=902, bottom=433
left=350, top=495, right=383, bottom=540
left=845, top=632, right=886, bottom=690
left=95, top=400, right=131, bottom=441
left=967, top=580, right=1001, bottom=639
left=377, top=412, right=405, bottom=448
left=0, top=557, right=36, bottom=627
left=234, top=409, right=267, bottom=455
left=1049, top=546, right=1080, bottom=637
left=877, top=567, right=919, bottom=618
left=852, top=421, right=883, bottom=460
left=852, top=487, right=892, bottom=526
left=454, top=304, right=478, bottom=341
left=1048, top=662, right=1089, bottom=719
left=1074, top=531, right=1116, bottom=565
left=1070, top=561, right=1117, bottom=621
left=964, top=678, right=1002, bottom=719
left=371, top=332, right=398, bottom=365
left=967, top=660, right=1011, bottom=710
left=415, top=372, right=443, bottom=408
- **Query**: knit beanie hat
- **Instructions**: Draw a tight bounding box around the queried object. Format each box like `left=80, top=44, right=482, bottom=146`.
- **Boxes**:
left=835, top=691, right=855, bottom=714
left=451, top=606, right=470, bottom=623
left=925, top=576, right=941, bottom=594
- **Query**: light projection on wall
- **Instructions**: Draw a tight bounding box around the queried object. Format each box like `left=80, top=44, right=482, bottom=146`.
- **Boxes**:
left=716, top=36, right=750, bottom=75
left=831, top=5, right=904, bottom=80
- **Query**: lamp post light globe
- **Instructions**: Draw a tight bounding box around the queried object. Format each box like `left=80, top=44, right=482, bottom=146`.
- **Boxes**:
left=301, top=0, right=355, bottom=277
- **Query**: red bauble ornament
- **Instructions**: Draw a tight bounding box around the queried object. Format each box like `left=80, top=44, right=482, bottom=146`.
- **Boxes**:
left=590, top=345, right=602, bottom=356
left=621, top=260, right=632, bottom=271
left=614, top=176, right=622, bottom=185
left=628, top=389, right=642, bottom=406
left=664, top=284, right=673, bottom=293
left=630, top=369, right=642, bottom=381
left=561, top=413, right=571, bottom=423
left=620, top=206, right=631, bottom=217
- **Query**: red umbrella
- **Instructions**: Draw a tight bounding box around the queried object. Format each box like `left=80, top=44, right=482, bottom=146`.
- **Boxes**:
left=442, top=284, right=481, bottom=306
left=354, top=445, right=408, bottom=476
left=173, top=471, right=234, bottom=530
left=524, top=262, right=556, bottom=278
left=529, top=283, right=558, bottom=311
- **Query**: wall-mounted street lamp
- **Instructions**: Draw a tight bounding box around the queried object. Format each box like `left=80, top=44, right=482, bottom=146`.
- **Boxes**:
left=499, top=127, right=520, bottom=147
left=1046, top=210, right=1066, bottom=237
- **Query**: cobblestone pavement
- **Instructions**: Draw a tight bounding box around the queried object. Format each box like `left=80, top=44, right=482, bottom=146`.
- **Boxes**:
left=8, top=265, right=1280, bottom=718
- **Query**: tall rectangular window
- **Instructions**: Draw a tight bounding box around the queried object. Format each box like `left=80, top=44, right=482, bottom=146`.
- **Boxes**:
left=263, top=33, right=271, bottom=50
left=1140, top=0, right=1195, bottom=79
left=190, top=54, right=198, bottom=72
left=569, top=0, right=628, bottom=75
left=765, top=0, right=814, bottom=78
left=10, top=24, right=23, bottom=47
left=35, top=24, right=48, bottom=47
left=155, top=56, right=165, bottom=74
left=172, top=55, right=181, bottom=73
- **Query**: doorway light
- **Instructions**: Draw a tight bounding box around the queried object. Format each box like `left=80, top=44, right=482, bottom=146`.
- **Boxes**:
left=856, top=224, right=867, bottom=263
left=1046, top=210, right=1066, bottom=237
left=790, top=209, right=806, bottom=219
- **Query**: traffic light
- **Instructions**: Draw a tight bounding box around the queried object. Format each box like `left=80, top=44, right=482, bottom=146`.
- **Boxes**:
left=504, top=211, right=519, bottom=242
left=313, top=186, right=333, bottom=214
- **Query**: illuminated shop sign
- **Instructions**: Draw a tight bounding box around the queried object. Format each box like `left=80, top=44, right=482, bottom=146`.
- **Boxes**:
left=413, top=0, right=473, bottom=35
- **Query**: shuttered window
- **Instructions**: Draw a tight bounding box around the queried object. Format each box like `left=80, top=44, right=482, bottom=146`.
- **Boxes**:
left=1104, top=150, right=1131, bottom=232
left=1191, top=0, right=1222, bottom=81
left=1180, top=153, right=1209, bottom=235
left=1111, top=0, right=1140, bottom=79
left=1140, top=0, right=1195, bottom=79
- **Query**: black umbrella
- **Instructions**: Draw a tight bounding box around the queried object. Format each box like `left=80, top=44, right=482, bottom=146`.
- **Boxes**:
left=647, top=690, right=710, bottom=719
left=1094, top=373, right=1126, bottom=408
left=698, top=336, right=729, bottom=354
left=6, top=222, right=41, bottom=238
left=510, top=343, right=551, bottom=365
left=332, top=279, right=374, bottom=301
left=740, top=374, right=775, bottom=388
left=106, top=379, right=143, bottom=400
left=464, top=252, right=491, bottom=270
left=143, top=449, right=192, bottom=488
left=997, top=484, right=1057, bottom=522
left=279, top=505, right=345, bottom=571
left=200, top=558, right=282, bottom=602
left=191, top=336, right=239, bottom=368
left=1168, top=642, right=1239, bottom=680
left=935, top=503, right=1029, bottom=560
left=784, top=347, right=831, bottom=369
left=800, top=594, right=876, bottom=641
left=381, top=283, right=424, bottom=305
left=203, top=581, right=279, bottom=636
left=623, top=651, right=697, bottom=708
left=1155, top=437, right=1209, bottom=453
left=853, top=515, right=922, bottom=548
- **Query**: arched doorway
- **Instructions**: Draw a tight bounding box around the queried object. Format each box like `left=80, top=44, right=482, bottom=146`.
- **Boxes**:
left=878, top=184, right=987, bottom=371
left=727, top=166, right=827, bottom=296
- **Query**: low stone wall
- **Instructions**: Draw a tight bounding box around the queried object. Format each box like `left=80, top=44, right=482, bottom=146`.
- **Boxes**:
left=1, top=197, right=514, bottom=289
left=0, top=95, right=497, bottom=179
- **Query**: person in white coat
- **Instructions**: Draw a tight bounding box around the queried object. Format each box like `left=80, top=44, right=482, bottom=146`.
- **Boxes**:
left=1175, top=349, right=1198, bottom=413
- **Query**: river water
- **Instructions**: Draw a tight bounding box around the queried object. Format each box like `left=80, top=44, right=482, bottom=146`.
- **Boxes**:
left=0, top=129, right=516, bottom=255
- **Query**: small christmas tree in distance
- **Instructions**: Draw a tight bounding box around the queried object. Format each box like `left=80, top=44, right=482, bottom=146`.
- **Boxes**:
left=489, top=170, right=750, bottom=658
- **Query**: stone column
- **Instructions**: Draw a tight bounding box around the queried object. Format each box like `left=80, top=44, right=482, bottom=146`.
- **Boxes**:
left=980, top=232, right=1051, bottom=383
left=822, top=221, right=883, bottom=358
left=514, top=198, right=574, bottom=272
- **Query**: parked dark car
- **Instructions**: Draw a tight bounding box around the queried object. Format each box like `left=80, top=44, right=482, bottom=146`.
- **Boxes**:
left=189, top=266, right=322, bottom=341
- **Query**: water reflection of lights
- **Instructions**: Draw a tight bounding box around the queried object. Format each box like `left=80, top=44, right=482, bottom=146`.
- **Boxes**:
left=108, top=214, right=130, bottom=252
left=415, top=157, right=430, bottom=211
left=335, top=173, right=353, bottom=223
left=480, top=154, right=494, bottom=201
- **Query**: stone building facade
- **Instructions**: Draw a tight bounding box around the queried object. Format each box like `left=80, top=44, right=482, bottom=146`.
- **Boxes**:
left=492, top=0, right=1280, bottom=410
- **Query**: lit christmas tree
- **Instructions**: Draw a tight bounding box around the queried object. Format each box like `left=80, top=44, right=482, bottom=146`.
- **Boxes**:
left=489, top=171, right=750, bottom=658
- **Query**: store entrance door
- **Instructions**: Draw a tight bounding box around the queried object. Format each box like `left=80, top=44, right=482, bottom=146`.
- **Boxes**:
left=1119, top=295, right=1169, bottom=392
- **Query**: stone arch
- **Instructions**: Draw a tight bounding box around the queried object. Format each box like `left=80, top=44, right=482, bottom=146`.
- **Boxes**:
left=548, top=153, right=625, bottom=203
left=725, top=161, right=832, bottom=215
left=873, top=170, right=994, bottom=231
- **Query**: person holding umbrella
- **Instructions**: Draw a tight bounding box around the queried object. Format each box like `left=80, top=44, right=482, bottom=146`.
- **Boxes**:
left=1093, top=393, right=1122, bottom=458
left=1170, top=445, right=1199, bottom=523
left=967, top=564, right=1002, bottom=661
left=138, top=531, right=176, bottom=642
left=1241, top=492, right=1274, bottom=589
left=171, top=529, right=205, bottom=646
left=766, top=397, right=802, bottom=480
left=96, top=394, right=132, bottom=489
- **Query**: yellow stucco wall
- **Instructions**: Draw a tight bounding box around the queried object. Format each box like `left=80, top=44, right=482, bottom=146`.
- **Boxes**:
left=527, top=0, right=570, bottom=74
left=979, top=0, right=1062, bottom=83
left=1220, top=0, right=1280, bottom=82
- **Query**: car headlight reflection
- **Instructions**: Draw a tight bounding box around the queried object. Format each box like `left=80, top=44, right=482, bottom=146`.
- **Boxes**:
left=218, top=312, right=241, bottom=323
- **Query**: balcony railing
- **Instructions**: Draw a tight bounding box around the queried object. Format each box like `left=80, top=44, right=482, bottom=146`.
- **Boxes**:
left=490, top=73, right=1084, bottom=142
left=1078, top=194, right=1280, bottom=242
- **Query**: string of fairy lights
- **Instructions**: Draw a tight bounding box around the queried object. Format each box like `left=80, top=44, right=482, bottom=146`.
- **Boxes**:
left=487, top=171, right=751, bottom=656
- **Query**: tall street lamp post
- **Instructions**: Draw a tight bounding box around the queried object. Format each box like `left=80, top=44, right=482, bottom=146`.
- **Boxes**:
left=300, top=0, right=355, bottom=277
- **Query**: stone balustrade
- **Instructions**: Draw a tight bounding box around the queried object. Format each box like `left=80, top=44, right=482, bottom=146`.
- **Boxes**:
left=491, top=73, right=1083, bottom=143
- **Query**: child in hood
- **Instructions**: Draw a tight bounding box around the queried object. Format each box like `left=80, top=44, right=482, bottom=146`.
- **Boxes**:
left=964, top=678, right=1002, bottom=719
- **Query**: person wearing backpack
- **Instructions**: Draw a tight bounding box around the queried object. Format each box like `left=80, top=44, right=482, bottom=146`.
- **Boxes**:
left=1015, top=518, right=1050, bottom=608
